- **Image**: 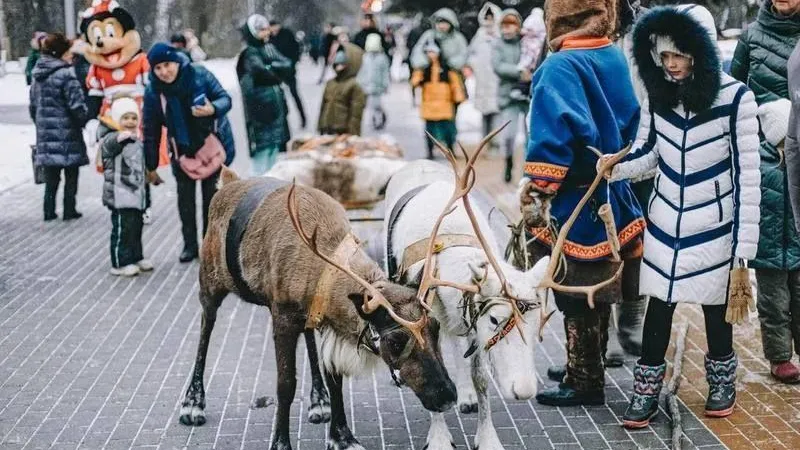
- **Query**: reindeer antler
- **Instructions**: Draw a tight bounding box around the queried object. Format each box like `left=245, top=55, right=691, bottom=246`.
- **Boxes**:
left=287, top=183, right=428, bottom=345
left=536, top=144, right=633, bottom=315
left=421, top=123, right=532, bottom=342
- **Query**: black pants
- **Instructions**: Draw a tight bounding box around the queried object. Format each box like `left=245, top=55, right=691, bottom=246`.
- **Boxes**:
left=110, top=208, right=143, bottom=268
left=172, top=163, right=219, bottom=251
left=43, top=166, right=79, bottom=217
left=285, top=75, right=307, bottom=126
left=640, top=298, right=733, bottom=366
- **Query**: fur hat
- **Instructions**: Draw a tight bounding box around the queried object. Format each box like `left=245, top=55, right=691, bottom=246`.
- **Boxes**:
left=365, top=33, right=382, bottom=52
left=110, top=97, right=139, bottom=125
left=544, top=0, right=617, bottom=51
left=759, top=99, right=792, bottom=147
left=632, top=5, right=721, bottom=113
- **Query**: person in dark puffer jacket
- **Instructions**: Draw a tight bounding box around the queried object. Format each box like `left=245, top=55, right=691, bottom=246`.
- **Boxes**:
left=731, top=0, right=800, bottom=384
left=29, top=33, right=90, bottom=222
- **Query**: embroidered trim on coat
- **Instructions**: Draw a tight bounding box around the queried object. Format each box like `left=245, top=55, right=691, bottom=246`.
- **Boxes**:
left=524, top=162, right=569, bottom=181
left=529, top=218, right=647, bottom=260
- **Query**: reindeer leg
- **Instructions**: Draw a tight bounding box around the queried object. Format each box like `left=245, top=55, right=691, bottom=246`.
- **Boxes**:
left=445, top=333, right=477, bottom=414
left=325, top=369, right=365, bottom=450
left=305, top=329, right=331, bottom=424
left=271, top=325, right=301, bottom=450
left=180, top=290, right=225, bottom=426
left=424, top=412, right=455, bottom=450
left=472, top=353, right=503, bottom=450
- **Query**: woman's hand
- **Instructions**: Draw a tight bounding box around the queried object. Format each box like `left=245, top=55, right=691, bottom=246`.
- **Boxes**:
left=192, top=99, right=216, bottom=118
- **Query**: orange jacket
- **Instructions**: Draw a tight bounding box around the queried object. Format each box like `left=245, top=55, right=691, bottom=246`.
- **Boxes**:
left=411, top=59, right=465, bottom=121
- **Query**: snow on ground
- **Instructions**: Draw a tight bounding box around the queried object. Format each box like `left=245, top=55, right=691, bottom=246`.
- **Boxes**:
left=0, top=72, right=30, bottom=106
left=0, top=124, right=36, bottom=192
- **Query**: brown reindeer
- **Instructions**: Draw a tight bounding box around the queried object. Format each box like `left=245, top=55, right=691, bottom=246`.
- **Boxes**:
left=179, top=168, right=456, bottom=450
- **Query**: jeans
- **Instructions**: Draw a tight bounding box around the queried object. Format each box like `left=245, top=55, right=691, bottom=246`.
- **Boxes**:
left=110, top=208, right=144, bottom=268
left=251, top=146, right=280, bottom=176
left=756, top=269, right=800, bottom=362
left=43, top=166, right=79, bottom=217
left=425, top=120, right=457, bottom=158
left=640, top=298, right=733, bottom=366
left=285, top=75, right=307, bottom=127
left=366, top=95, right=386, bottom=130
left=482, top=113, right=499, bottom=148
left=172, top=162, right=219, bottom=251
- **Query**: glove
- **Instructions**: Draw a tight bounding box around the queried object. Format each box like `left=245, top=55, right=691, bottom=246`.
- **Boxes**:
left=726, top=259, right=755, bottom=325
left=518, top=177, right=556, bottom=229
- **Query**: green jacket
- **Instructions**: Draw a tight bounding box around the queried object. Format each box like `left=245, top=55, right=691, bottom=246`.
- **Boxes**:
left=319, top=44, right=366, bottom=135
left=731, top=1, right=800, bottom=270
left=25, top=48, right=40, bottom=86
left=731, top=1, right=800, bottom=105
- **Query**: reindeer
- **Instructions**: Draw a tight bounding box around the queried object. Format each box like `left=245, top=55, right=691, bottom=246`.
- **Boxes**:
left=179, top=168, right=457, bottom=450
left=381, top=130, right=552, bottom=450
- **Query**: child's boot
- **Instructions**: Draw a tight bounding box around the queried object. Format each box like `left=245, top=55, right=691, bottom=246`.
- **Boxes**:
left=704, top=352, right=737, bottom=417
left=622, top=362, right=666, bottom=428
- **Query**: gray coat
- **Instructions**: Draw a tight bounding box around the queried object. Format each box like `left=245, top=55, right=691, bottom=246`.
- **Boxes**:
left=784, top=42, right=800, bottom=232
left=492, top=31, right=525, bottom=110
left=29, top=56, right=90, bottom=167
left=410, top=8, right=469, bottom=70
left=101, top=131, right=146, bottom=211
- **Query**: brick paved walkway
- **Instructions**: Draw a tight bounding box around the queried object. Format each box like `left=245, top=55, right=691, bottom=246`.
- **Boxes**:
left=0, top=59, right=785, bottom=450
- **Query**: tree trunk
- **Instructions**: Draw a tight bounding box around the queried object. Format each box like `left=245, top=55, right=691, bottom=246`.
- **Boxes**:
left=154, top=0, right=174, bottom=42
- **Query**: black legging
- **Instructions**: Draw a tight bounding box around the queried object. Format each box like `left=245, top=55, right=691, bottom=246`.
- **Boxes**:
left=641, top=298, right=733, bottom=366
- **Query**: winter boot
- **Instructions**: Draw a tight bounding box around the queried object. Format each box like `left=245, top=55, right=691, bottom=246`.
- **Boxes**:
left=504, top=155, right=513, bottom=183
left=770, top=361, right=800, bottom=384
left=622, top=362, right=666, bottom=428
left=600, top=304, right=624, bottom=367
left=536, top=315, right=605, bottom=406
left=704, top=353, right=737, bottom=417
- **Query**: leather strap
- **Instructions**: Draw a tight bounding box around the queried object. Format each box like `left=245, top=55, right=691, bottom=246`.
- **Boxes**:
left=306, top=233, right=361, bottom=329
left=386, top=184, right=429, bottom=279
left=398, top=234, right=482, bottom=279
left=225, top=178, right=289, bottom=303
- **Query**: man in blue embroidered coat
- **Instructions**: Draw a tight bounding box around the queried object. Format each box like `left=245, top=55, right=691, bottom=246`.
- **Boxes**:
left=518, top=0, right=645, bottom=407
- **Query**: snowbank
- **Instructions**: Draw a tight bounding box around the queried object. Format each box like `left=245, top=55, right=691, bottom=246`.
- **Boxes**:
left=0, top=124, right=36, bottom=192
left=0, top=72, right=30, bottom=106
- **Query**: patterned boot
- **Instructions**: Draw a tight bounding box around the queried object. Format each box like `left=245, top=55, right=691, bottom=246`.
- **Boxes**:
left=622, top=362, right=666, bottom=428
left=536, top=315, right=605, bottom=406
left=705, top=353, right=737, bottom=417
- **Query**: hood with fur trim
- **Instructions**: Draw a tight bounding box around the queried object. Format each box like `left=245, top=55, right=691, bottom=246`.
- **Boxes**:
left=545, top=0, right=617, bottom=51
left=632, top=5, right=721, bottom=113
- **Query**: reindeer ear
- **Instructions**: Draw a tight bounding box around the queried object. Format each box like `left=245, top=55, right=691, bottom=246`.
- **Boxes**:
left=468, top=260, right=488, bottom=283
left=528, top=256, right=550, bottom=280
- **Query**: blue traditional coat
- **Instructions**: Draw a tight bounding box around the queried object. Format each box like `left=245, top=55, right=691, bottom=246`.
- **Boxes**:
left=525, top=40, right=645, bottom=261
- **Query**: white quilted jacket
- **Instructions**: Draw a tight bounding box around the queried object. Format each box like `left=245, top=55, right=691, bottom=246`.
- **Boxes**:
left=611, top=74, right=761, bottom=305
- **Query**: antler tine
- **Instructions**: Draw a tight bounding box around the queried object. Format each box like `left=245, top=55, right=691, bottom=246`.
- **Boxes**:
left=287, top=183, right=427, bottom=345
left=456, top=141, right=470, bottom=161
left=467, top=122, right=511, bottom=169
left=537, top=143, right=633, bottom=309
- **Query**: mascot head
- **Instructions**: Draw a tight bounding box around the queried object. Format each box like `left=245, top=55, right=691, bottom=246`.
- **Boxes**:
left=80, top=0, right=141, bottom=69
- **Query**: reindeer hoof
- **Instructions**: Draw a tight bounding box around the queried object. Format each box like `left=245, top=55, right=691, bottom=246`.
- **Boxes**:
left=326, top=439, right=365, bottom=450
left=179, top=405, right=206, bottom=426
left=459, top=402, right=479, bottom=414
left=308, top=402, right=332, bottom=424
left=422, top=442, right=456, bottom=450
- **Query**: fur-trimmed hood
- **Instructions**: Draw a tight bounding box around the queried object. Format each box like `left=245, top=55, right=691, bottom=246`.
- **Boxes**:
left=632, top=5, right=721, bottom=113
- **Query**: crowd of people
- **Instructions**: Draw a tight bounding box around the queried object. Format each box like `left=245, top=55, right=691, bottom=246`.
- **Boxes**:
left=21, top=0, right=800, bottom=432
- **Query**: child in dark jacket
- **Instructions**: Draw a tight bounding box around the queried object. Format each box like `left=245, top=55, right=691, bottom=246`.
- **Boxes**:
left=101, top=97, right=160, bottom=277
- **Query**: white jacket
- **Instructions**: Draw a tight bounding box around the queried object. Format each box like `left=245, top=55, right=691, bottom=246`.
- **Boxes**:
left=611, top=74, right=761, bottom=305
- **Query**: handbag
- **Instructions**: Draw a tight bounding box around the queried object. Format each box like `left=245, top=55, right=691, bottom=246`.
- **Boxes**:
left=161, top=94, right=225, bottom=180
left=30, top=145, right=46, bottom=185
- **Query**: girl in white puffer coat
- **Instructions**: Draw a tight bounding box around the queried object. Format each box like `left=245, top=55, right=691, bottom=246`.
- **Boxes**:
left=601, top=5, right=761, bottom=428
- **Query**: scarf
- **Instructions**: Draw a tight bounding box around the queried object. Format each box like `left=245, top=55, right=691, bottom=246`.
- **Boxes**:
left=150, top=57, right=210, bottom=154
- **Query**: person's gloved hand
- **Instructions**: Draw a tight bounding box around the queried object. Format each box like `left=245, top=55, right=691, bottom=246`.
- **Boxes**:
left=518, top=177, right=557, bottom=230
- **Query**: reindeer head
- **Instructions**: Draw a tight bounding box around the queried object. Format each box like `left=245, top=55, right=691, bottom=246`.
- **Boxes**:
left=287, top=184, right=456, bottom=413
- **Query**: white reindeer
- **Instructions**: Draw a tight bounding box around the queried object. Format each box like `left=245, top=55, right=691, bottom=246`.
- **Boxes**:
left=383, top=137, right=550, bottom=450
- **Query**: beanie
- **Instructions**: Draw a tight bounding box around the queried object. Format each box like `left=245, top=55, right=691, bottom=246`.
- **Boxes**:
left=147, top=42, right=183, bottom=66
left=110, top=97, right=139, bottom=125
left=365, top=33, right=382, bottom=53
left=423, top=40, right=441, bottom=55
left=759, top=99, right=792, bottom=147
left=333, top=50, right=348, bottom=65
left=247, top=14, right=269, bottom=38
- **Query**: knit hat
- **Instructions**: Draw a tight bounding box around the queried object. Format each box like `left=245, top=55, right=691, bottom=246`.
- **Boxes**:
left=545, top=0, right=617, bottom=51
left=652, top=5, right=717, bottom=67
left=147, top=42, right=183, bottom=66
left=759, top=99, right=792, bottom=147
left=110, top=97, right=139, bottom=125
left=333, top=50, right=348, bottom=65
left=500, top=10, right=522, bottom=27
left=247, top=14, right=269, bottom=38
left=365, top=33, right=382, bottom=52
left=423, top=40, right=441, bottom=55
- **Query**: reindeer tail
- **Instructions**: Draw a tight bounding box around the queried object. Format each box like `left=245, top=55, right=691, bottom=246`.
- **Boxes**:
left=217, top=165, right=240, bottom=190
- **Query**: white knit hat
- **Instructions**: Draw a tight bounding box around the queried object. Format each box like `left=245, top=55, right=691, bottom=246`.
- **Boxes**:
left=651, top=5, right=717, bottom=68
left=247, top=14, right=269, bottom=38
left=365, top=33, right=382, bottom=53
left=110, top=97, right=139, bottom=125
left=759, top=98, right=792, bottom=147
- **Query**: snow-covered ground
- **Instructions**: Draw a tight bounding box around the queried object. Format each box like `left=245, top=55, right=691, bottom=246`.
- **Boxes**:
left=0, top=124, right=36, bottom=192
left=0, top=63, right=30, bottom=106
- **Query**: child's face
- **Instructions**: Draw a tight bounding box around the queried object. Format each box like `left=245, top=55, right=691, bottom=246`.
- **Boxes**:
left=501, top=23, right=520, bottom=40
left=436, top=21, right=452, bottom=34
left=120, top=112, right=139, bottom=131
left=660, top=51, right=693, bottom=81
